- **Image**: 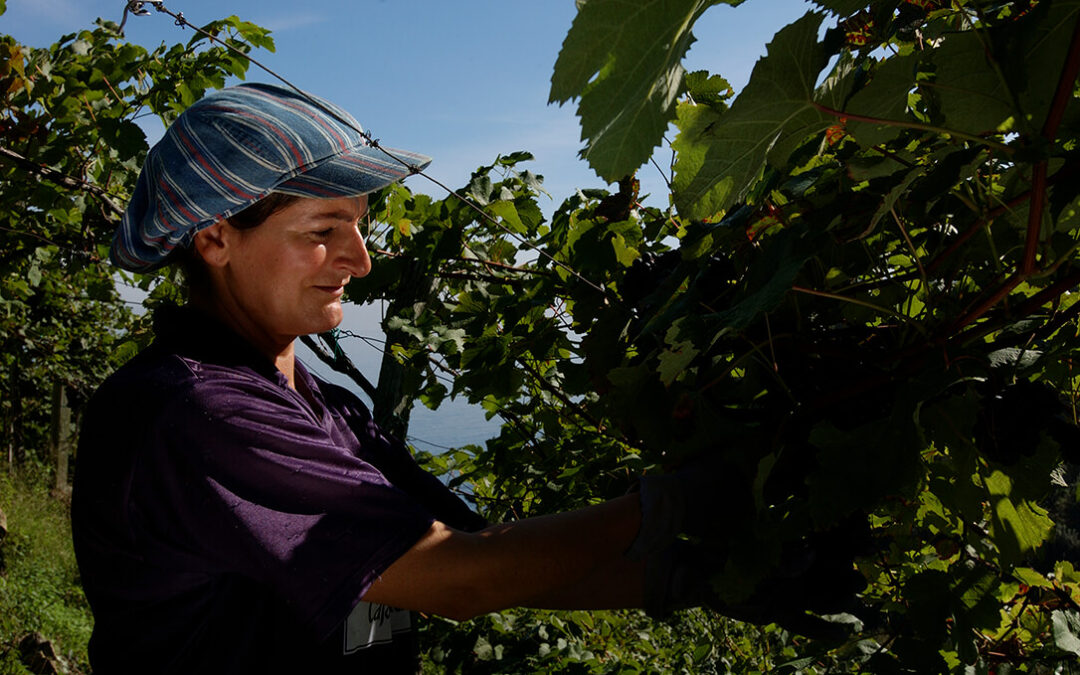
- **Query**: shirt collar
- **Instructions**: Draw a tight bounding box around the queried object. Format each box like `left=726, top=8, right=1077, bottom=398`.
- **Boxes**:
left=151, top=302, right=286, bottom=384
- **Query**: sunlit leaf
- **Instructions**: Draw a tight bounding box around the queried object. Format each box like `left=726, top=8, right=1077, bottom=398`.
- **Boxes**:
left=550, top=0, right=744, bottom=181
left=671, top=13, right=829, bottom=219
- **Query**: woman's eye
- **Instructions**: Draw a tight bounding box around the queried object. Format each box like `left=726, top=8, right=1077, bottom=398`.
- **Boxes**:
left=311, top=229, right=333, bottom=239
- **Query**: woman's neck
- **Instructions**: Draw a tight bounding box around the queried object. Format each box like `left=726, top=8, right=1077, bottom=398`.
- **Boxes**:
left=188, top=294, right=298, bottom=388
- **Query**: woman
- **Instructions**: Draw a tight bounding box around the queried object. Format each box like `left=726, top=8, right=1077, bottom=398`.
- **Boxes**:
left=72, top=83, right=707, bottom=673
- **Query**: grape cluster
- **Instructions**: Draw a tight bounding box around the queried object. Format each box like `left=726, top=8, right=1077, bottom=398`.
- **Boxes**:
left=619, top=250, right=682, bottom=310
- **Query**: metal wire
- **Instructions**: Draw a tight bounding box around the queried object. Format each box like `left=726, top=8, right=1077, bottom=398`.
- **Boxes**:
left=119, top=0, right=611, bottom=297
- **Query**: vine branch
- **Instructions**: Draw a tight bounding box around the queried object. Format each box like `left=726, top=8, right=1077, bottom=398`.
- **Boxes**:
left=299, top=334, right=378, bottom=400
left=1022, top=12, right=1080, bottom=274
left=0, top=145, right=125, bottom=217
left=810, top=101, right=1013, bottom=154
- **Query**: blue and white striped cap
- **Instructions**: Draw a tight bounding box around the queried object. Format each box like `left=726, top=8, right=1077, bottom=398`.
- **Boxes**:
left=112, top=82, right=432, bottom=272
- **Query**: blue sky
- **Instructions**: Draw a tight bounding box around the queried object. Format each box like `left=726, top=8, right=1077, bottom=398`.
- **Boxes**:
left=3, top=0, right=815, bottom=448
left=4, top=0, right=812, bottom=208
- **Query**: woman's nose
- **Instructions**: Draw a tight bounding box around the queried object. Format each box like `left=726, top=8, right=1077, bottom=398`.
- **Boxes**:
left=338, top=224, right=372, bottom=278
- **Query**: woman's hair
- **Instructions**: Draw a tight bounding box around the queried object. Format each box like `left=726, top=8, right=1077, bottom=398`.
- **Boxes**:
left=178, top=192, right=302, bottom=297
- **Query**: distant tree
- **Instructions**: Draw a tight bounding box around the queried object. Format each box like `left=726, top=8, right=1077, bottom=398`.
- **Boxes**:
left=0, top=7, right=273, bottom=466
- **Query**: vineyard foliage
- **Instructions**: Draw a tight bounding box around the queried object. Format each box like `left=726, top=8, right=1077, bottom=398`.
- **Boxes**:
left=3, top=0, right=1080, bottom=672
left=356, top=0, right=1080, bottom=671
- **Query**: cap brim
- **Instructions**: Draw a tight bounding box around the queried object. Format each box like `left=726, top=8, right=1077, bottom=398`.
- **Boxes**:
left=273, top=145, right=432, bottom=199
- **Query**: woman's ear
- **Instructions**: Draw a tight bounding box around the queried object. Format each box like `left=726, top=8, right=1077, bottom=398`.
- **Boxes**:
left=193, top=221, right=230, bottom=267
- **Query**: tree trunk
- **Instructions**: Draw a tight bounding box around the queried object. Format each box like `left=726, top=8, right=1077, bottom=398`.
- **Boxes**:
left=372, top=259, right=434, bottom=441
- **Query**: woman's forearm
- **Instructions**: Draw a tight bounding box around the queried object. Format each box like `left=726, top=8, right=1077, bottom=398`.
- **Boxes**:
left=363, top=493, right=642, bottom=619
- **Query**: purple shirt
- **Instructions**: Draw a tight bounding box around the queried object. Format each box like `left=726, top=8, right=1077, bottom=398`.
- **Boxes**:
left=72, top=305, right=484, bottom=673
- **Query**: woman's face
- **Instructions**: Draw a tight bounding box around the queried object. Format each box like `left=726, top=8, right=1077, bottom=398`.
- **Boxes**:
left=207, top=194, right=371, bottom=353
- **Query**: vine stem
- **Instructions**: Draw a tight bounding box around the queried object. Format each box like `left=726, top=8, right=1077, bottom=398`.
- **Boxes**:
left=790, top=285, right=915, bottom=327
left=891, top=206, right=928, bottom=296
left=299, top=334, right=378, bottom=400
left=945, top=274, right=1022, bottom=335
left=809, top=101, right=1013, bottom=154
left=1022, top=11, right=1080, bottom=274
left=942, top=14, right=1080, bottom=330
left=1022, top=156, right=1049, bottom=276
left=0, top=145, right=125, bottom=217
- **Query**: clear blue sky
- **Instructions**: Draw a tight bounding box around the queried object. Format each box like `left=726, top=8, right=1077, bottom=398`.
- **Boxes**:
left=3, top=0, right=815, bottom=448
left=3, top=0, right=812, bottom=208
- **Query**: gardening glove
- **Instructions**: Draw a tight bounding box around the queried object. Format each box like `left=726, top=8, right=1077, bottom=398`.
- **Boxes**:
left=644, top=539, right=865, bottom=642
left=625, top=455, right=737, bottom=561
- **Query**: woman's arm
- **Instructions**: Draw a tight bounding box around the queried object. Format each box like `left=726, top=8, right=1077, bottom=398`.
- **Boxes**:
left=361, top=494, right=642, bottom=620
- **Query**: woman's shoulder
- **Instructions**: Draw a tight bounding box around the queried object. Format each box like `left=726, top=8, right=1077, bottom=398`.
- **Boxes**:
left=93, top=340, right=291, bottom=421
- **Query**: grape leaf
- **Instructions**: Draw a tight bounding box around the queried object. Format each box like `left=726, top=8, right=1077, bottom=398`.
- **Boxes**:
left=1052, top=610, right=1080, bottom=657
left=809, top=0, right=868, bottom=16
left=844, top=52, right=920, bottom=147
left=1008, top=0, right=1080, bottom=131
left=672, top=12, right=830, bottom=219
left=984, top=470, right=1054, bottom=565
left=550, top=0, right=744, bottom=182
left=925, top=31, right=1016, bottom=135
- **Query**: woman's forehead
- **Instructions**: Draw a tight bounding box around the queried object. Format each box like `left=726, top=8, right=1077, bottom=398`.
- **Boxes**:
left=281, top=195, right=368, bottom=222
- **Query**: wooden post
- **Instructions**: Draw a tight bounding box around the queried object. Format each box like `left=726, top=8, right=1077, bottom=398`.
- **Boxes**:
left=6, top=365, right=20, bottom=467
left=5, top=407, right=12, bottom=468
left=50, top=381, right=71, bottom=492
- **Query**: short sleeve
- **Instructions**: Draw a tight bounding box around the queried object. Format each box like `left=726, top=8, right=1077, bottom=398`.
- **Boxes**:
left=132, top=369, right=434, bottom=639
left=317, top=379, right=488, bottom=533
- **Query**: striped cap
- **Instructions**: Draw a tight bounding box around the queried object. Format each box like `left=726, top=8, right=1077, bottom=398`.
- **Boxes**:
left=112, top=82, right=432, bottom=272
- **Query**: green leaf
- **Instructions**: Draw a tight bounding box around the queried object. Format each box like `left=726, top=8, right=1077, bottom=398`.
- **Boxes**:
left=1052, top=610, right=1080, bottom=656
left=1009, top=0, right=1080, bottom=130
left=1054, top=193, right=1080, bottom=233
left=657, top=325, right=698, bottom=385
left=984, top=470, right=1054, bottom=565
left=810, top=0, right=869, bottom=16
left=672, top=13, right=830, bottom=219
left=550, top=0, right=744, bottom=181
left=844, top=52, right=921, bottom=147
left=610, top=232, right=638, bottom=266
left=868, top=164, right=921, bottom=233
left=684, top=70, right=733, bottom=106
left=487, top=200, right=525, bottom=234
left=99, top=118, right=148, bottom=162
left=1014, top=567, right=1055, bottom=589
left=806, top=397, right=925, bottom=526
left=987, top=347, right=1042, bottom=371
left=709, top=224, right=823, bottom=332
left=925, top=31, right=1016, bottom=135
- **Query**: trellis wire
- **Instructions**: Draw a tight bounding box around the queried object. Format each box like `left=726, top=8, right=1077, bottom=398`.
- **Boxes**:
left=119, top=0, right=610, bottom=297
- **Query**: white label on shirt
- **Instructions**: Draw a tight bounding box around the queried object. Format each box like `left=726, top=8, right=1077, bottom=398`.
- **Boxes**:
left=343, top=601, right=411, bottom=654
